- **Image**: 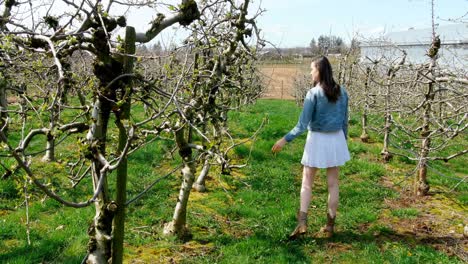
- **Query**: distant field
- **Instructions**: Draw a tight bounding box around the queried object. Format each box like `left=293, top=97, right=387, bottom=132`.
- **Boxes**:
left=259, top=62, right=310, bottom=100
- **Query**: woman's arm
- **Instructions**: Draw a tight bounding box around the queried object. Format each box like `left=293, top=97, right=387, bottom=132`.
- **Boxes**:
left=271, top=90, right=315, bottom=153
left=284, top=90, right=315, bottom=142
left=271, top=137, right=287, bottom=153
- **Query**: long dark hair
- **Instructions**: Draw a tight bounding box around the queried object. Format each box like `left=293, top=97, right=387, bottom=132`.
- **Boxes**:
left=313, top=56, right=341, bottom=103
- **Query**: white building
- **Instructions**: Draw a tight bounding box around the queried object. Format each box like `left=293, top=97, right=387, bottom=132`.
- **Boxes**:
left=360, top=24, right=468, bottom=70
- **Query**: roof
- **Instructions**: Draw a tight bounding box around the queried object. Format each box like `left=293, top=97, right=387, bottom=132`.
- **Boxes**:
left=360, top=24, right=468, bottom=47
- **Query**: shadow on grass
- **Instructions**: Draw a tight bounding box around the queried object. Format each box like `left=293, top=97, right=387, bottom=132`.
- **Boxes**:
left=287, top=229, right=466, bottom=261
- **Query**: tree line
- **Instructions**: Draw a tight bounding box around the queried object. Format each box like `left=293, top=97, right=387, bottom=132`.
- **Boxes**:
left=260, top=34, right=356, bottom=61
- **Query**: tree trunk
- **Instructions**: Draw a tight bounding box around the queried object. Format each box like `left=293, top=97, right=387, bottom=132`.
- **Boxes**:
left=164, top=127, right=196, bottom=238
left=337, top=59, right=345, bottom=84
left=86, top=97, right=113, bottom=264
left=416, top=140, right=430, bottom=196
left=193, top=157, right=211, bottom=192
left=416, top=81, right=434, bottom=196
left=381, top=53, right=405, bottom=162
left=191, top=50, right=210, bottom=193
left=111, top=26, right=135, bottom=264
left=360, top=112, right=369, bottom=143
left=345, top=60, right=355, bottom=89
left=42, top=120, right=55, bottom=162
left=42, top=58, right=72, bottom=162
left=360, top=67, right=371, bottom=143
left=415, top=15, right=438, bottom=196
left=381, top=79, right=393, bottom=162
left=0, top=77, right=8, bottom=134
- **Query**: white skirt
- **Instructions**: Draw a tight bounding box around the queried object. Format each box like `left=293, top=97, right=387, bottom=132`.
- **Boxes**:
left=301, top=130, right=350, bottom=168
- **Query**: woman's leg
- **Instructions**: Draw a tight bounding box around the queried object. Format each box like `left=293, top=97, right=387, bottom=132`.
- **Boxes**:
left=300, top=166, right=318, bottom=213
left=290, top=166, right=318, bottom=239
left=326, top=166, right=339, bottom=218
left=318, top=166, right=339, bottom=237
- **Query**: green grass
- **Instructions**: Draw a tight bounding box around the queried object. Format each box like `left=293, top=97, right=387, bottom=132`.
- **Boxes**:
left=391, top=208, right=420, bottom=219
left=1, top=99, right=466, bottom=263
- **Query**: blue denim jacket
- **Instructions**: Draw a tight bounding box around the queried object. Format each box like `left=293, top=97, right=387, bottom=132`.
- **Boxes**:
left=284, top=85, right=349, bottom=142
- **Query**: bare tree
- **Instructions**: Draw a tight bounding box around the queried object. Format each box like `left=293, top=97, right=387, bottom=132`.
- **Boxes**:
left=1, top=0, right=198, bottom=263
left=160, top=0, right=264, bottom=237
left=344, top=40, right=466, bottom=198
left=1, top=0, right=264, bottom=263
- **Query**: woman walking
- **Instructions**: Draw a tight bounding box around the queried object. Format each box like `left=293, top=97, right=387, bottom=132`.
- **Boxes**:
left=271, top=56, right=350, bottom=239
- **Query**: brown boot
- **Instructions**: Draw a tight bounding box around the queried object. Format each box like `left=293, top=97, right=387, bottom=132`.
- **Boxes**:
left=289, top=211, right=307, bottom=240
left=319, top=213, right=335, bottom=238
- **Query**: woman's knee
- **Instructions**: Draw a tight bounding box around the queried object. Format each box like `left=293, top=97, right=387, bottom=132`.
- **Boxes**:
left=326, top=166, right=339, bottom=174
left=326, top=170, right=339, bottom=190
left=303, top=166, right=318, bottom=177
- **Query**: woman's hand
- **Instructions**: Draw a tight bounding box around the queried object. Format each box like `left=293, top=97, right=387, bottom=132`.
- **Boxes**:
left=271, top=137, right=287, bottom=154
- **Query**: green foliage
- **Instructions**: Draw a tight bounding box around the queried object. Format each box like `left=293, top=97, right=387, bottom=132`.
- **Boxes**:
left=0, top=178, right=19, bottom=199
left=348, top=140, right=367, bottom=155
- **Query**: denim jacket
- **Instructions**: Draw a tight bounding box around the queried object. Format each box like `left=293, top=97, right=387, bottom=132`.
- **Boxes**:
left=284, top=85, right=348, bottom=142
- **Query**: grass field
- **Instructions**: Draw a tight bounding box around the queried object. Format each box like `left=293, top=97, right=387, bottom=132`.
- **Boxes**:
left=0, top=99, right=467, bottom=263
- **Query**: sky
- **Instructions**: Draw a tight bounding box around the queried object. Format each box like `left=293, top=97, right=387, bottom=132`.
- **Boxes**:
left=9, top=0, right=466, bottom=48
left=248, top=0, right=468, bottom=47
left=117, top=0, right=467, bottom=48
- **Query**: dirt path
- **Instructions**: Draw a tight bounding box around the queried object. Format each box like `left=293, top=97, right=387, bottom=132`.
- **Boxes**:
left=259, top=63, right=309, bottom=100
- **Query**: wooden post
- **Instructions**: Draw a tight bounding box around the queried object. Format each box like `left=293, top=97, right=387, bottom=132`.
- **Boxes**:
left=112, top=26, right=136, bottom=264
left=281, top=80, right=284, bottom=99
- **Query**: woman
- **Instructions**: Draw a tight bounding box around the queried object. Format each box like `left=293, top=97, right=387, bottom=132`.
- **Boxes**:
left=271, top=56, right=350, bottom=239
